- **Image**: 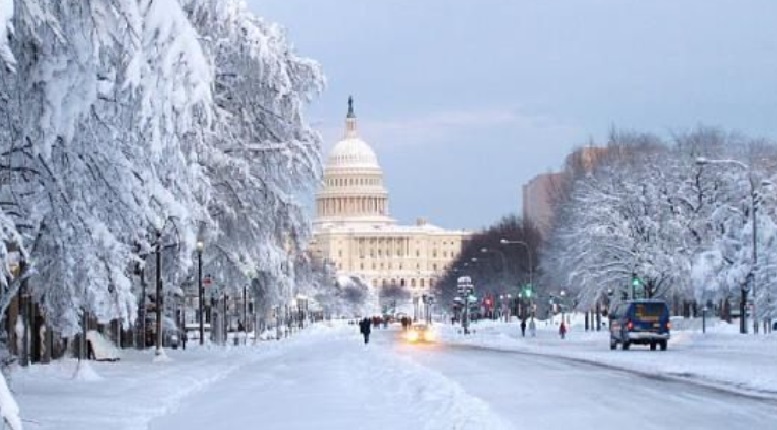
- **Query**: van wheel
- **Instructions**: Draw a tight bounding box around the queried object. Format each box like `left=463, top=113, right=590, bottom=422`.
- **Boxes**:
left=650, top=342, right=656, bottom=351
left=622, top=341, right=630, bottom=351
left=659, top=340, right=667, bottom=351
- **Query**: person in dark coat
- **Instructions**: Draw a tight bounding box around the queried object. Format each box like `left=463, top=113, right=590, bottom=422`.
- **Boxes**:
left=359, top=317, right=372, bottom=344
left=520, top=320, right=527, bottom=337
left=559, top=321, right=567, bottom=339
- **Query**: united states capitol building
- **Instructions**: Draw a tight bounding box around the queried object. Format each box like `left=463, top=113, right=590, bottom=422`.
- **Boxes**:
left=309, top=97, right=470, bottom=297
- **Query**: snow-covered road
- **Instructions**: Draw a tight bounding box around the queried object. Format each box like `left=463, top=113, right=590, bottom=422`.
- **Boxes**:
left=400, top=342, right=776, bottom=430
left=149, top=325, right=777, bottom=430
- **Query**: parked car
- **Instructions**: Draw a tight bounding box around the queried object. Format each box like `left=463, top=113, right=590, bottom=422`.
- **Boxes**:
left=609, top=299, right=670, bottom=351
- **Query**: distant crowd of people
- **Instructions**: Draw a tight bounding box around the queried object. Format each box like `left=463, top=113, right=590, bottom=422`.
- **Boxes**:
left=357, top=315, right=418, bottom=344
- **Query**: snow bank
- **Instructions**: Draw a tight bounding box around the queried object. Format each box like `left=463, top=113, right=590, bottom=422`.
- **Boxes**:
left=73, top=360, right=102, bottom=382
left=0, top=372, right=21, bottom=430
left=86, top=330, right=120, bottom=361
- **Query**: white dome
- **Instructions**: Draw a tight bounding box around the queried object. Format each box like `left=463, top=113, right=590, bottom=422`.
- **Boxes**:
left=327, top=137, right=380, bottom=168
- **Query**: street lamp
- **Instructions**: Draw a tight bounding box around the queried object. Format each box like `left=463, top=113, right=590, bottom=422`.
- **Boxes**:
left=481, top=247, right=508, bottom=274
left=154, top=229, right=163, bottom=356
left=560, top=290, right=567, bottom=324
left=499, top=239, right=533, bottom=287
left=196, top=240, right=204, bottom=345
left=696, top=157, right=767, bottom=335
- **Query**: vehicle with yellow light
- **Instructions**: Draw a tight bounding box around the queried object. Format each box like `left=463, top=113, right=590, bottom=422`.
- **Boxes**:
left=405, top=324, right=436, bottom=343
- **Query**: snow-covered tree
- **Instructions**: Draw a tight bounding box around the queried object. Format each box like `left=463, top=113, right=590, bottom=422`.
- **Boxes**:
left=0, top=0, right=323, bottom=338
left=182, top=0, right=324, bottom=309
left=544, top=128, right=777, bottom=321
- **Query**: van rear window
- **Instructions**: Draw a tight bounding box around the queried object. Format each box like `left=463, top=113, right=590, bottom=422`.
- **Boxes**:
left=634, top=303, right=665, bottom=319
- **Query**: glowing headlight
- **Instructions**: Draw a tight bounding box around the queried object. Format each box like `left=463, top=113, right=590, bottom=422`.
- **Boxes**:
left=408, top=332, right=419, bottom=341
left=424, top=331, right=435, bottom=341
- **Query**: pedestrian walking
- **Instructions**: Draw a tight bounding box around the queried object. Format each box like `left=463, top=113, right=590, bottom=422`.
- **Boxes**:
left=559, top=321, right=567, bottom=339
left=520, top=320, right=527, bottom=337
left=529, top=319, right=536, bottom=337
left=359, top=317, right=372, bottom=344
left=181, top=329, right=188, bottom=350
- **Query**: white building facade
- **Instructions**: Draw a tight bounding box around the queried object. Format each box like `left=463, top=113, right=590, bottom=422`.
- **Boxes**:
left=310, top=97, right=470, bottom=296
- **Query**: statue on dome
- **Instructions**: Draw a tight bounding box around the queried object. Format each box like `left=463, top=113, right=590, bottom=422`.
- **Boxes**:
left=347, top=95, right=355, bottom=118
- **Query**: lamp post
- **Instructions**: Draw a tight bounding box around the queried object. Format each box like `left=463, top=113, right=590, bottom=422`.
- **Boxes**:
left=696, top=157, right=768, bottom=335
left=499, top=239, right=533, bottom=289
left=154, top=230, right=163, bottom=356
left=480, top=247, right=508, bottom=275
left=196, top=240, right=204, bottom=345
left=560, top=290, right=567, bottom=325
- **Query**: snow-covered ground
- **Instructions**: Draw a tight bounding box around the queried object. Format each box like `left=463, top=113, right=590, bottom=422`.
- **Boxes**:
left=440, top=313, right=777, bottom=397
left=9, top=317, right=777, bottom=429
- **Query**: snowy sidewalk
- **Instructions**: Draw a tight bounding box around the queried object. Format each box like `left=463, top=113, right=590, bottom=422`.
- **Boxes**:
left=12, top=334, right=308, bottom=430
left=440, top=319, right=777, bottom=398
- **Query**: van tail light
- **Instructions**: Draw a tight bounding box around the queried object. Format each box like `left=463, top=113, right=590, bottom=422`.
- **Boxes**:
left=627, top=320, right=634, bottom=331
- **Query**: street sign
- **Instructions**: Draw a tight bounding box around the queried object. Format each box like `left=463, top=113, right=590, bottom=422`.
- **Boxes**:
left=203, top=274, right=213, bottom=287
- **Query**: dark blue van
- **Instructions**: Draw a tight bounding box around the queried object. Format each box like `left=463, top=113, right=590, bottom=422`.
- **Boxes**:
left=609, top=299, right=670, bottom=351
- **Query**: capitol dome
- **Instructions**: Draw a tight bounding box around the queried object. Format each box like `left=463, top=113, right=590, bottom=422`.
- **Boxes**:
left=314, top=96, right=394, bottom=228
left=327, top=137, right=379, bottom=169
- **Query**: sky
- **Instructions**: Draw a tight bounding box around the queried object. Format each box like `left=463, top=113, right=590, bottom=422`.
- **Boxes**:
left=248, top=0, right=777, bottom=230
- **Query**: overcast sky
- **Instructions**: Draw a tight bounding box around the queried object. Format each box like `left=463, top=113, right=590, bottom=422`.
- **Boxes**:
left=248, top=0, right=777, bottom=230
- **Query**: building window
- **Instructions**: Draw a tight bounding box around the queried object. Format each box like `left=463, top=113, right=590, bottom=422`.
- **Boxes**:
left=420, top=278, right=425, bottom=288
left=400, top=278, right=405, bottom=287
left=416, top=250, right=420, bottom=257
left=360, top=263, right=364, bottom=270
left=339, top=250, right=342, bottom=257
left=433, top=251, right=437, bottom=258
left=430, top=278, right=435, bottom=287
left=411, top=279, right=416, bottom=287
left=372, top=263, right=376, bottom=270
left=433, top=263, right=437, bottom=271
left=382, top=279, right=387, bottom=287
left=399, top=263, right=403, bottom=270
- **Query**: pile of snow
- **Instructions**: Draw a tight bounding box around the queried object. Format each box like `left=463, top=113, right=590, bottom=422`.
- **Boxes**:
left=0, top=372, right=21, bottom=430
left=86, top=330, right=120, bottom=361
left=73, top=360, right=102, bottom=382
